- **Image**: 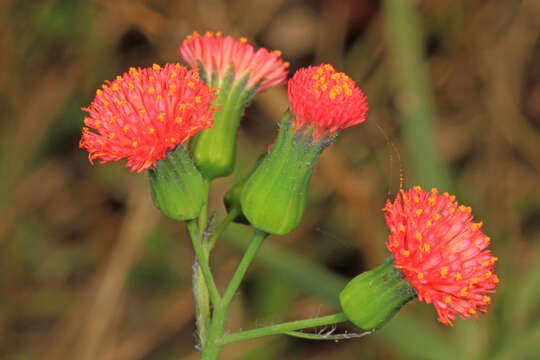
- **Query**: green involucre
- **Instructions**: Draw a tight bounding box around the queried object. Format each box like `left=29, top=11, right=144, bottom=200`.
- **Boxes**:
left=148, top=145, right=208, bottom=221
left=240, top=111, right=334, bottom=235
left=190, top=67, right=257, bottom=180
left=340, top=257, right=415, bottom=330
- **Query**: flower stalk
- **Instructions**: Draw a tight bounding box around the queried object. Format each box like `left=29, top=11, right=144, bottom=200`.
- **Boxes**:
left=197, top=229, right=267, bottom=360
left=222, top=312, right=349, bottom=345
left=187, top=220, right=221, bottom=307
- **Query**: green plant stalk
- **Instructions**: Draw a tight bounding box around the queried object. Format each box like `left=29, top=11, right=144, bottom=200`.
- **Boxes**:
left=224, top=224, right=346, bottom=305
left=222, top=312, right=348, bottom=345
left=187, top=220, right=221, bottom=307
left=195, top=206, right=239, bottom=345
left=190, top=204, right=244, bottom=351
left=198, top=202, right=209, bottom=239
left=194, top=264, right=210, bottom=345
left=193, top=202, right=211, bottom=345
left=201, top=229, right=267, bottom=360
left=205, top=207, right=240, bottom=256
left=221, top=229, right=268, bottom=309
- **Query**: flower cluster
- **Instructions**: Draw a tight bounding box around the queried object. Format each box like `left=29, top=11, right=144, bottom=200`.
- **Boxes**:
left=80, top=64, right=216, bottom=172
left=288, top=64, right=368, bottom=138
left=179, top=31, right=289, bottom=91
left=384, top=186, right=498, bottom=325
left=79, top=31, right=498, bottom=334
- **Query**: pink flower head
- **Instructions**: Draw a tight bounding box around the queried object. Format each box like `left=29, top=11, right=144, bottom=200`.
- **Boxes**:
left=287, top=64, right=368, bottom=138
left=384, top=186, right=499, bottom=326
left=80, top=64, right=217, bottom=173
left=179, top=31, right=289, bottom=92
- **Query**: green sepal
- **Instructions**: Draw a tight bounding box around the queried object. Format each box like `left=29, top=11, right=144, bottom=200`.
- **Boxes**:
left=190, top=67, right=257, bottom=180
left=240, top=111, right=334, bottom=235
left=340, top=257, right=416, bottom=330
left=148, top=145, right=208, bottom=221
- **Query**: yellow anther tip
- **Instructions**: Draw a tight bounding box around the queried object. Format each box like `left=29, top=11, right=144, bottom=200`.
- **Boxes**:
left=440, top=267, right=448, bottom=277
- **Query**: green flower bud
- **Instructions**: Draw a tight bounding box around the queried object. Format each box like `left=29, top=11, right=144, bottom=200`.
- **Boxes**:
left=340, top=257, right=415, bottom=330
left=190, top=69, right=256, bottom=180
left=148, top=145, right=208, bottom=221
left=240, top=111, right=334, bottom=235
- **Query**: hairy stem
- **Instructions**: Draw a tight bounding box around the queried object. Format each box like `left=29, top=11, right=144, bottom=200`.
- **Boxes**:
left=222, top=312, right=349, bottom=345
left=201, top=229, right=267, bottom=360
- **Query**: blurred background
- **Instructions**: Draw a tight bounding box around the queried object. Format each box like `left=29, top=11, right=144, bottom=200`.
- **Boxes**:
left=1, top=0, right=539, bottom=359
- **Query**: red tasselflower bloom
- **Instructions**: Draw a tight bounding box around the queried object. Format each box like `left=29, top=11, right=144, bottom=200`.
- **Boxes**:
left=80, top=64, right=217, bottom=173
left=287, top=64, right=368, bottom=138
left=179, top=31, right=289, bottom=91
left=384, top=186, right=499, bottom=326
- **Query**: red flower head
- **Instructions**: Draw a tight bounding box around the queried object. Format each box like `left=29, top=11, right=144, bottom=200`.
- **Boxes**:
left=179, top=31, right=289, bottom=92
left=287, top=64, right=368, bottom=138
left=80, top=63, right=217, bottom=173
left=384, top=186, right=499, bottom=326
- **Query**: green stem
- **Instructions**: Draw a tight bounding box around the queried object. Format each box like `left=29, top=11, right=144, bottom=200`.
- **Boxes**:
left=188, top=220, right=221, bottom=306
left=201, top=229, right=267, bottom=360
left=221, top=229, right=267, bottom=311
left=222, top=312, right=349, bottom=345
left=194, top=265, right=210, bottom=345
left=193, top=201, right=210, bottom=345
left=205, top=207, right=240, bottom=257
left=198, top=201, right=209, bottom=240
